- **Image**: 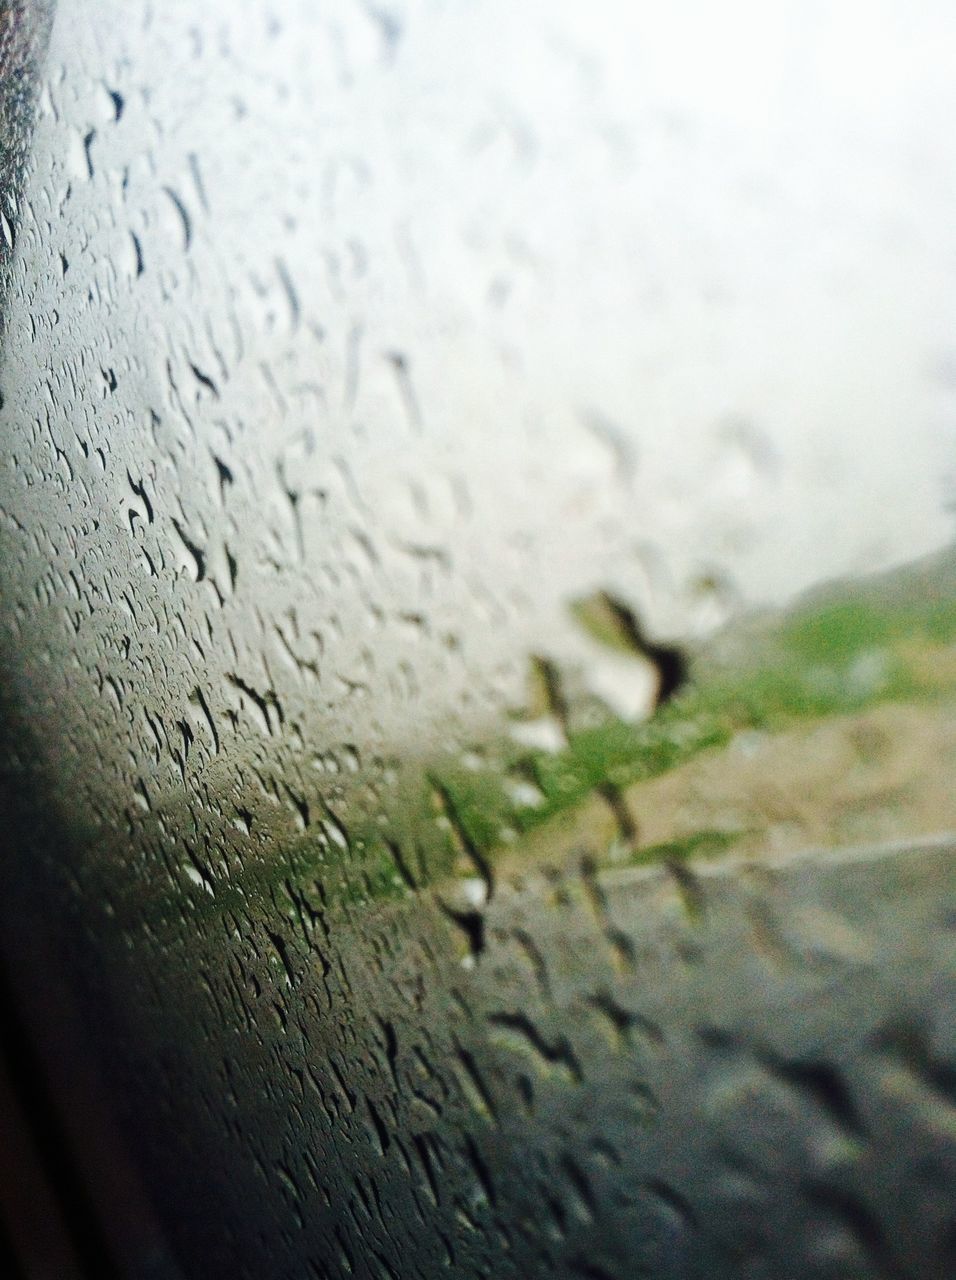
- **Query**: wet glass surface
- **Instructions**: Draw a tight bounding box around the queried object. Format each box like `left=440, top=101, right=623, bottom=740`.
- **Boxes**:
left=1, top=2, right=955, bottom=1277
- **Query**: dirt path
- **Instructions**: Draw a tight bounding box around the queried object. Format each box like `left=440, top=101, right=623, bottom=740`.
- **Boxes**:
left=499, top=699, right=956, bottom=875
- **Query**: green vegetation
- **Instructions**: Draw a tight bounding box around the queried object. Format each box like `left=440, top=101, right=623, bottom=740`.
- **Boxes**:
left=416, top=575, right=956, bottom=885
left=625, top=828, right=740, bottom=867
left=137, top=552, right=956, bottom=929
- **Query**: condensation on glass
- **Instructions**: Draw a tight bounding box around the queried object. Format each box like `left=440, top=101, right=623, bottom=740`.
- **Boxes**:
left=1, top=2, right=955, bottom=1277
